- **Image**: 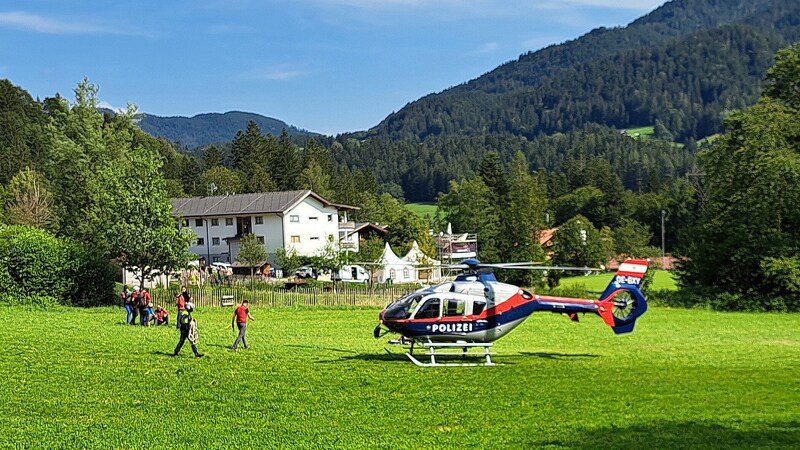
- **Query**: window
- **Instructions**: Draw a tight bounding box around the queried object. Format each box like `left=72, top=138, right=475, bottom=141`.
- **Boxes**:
left=389, top=269, right=396, bottom=280
left=212, top=256, right=220, bottom=262
left=291, top=236, right=300, bottom=244
left=403, top=268, right=410, bottom=278
left=327, top=214, right=333, bottom=222
left=309, top=216, right=318, bottom=221
left=211, top=218, right=219, bottom=226
left=290, top=215, right=299, bottom=222
left=310, top=236, right=319, bottom=241
left=414, top=298, right=440, bottom=319
left=255, top=216, right=263, bottom=225
left=257, top=236, right=264, bottom=244
left=444, top=299, right=466, bottom=316
left=225, top=218, right=233, bottom=226
left=212, top=237, right=220, bottom=246
left=197, top=238, right=205, bottom=246
left=195, top=219, right=203, bottom=227
left=472, top=301, right=486, bottom=315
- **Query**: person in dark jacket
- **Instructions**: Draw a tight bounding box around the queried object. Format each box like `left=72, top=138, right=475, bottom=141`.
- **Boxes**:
left=173, top=303, right=203, bottom=358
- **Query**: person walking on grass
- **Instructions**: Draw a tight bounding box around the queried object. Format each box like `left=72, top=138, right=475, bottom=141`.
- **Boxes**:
left=232, top=300, right=255, bottom=351
left=173, top=303, right=203, bottom=358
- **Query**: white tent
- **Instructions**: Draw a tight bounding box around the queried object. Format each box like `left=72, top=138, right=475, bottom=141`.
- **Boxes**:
left=376, top=242, right=416, bottom=284
left=402, top=241, right=441, bottom=283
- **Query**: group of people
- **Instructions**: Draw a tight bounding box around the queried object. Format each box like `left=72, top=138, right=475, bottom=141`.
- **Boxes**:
left=120, top=285, right=169, bottom=326
left=126, top=284, right=254, bottom=358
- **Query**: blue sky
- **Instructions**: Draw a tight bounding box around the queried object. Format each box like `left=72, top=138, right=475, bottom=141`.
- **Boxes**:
left=0, top=0, right=665, bottom=135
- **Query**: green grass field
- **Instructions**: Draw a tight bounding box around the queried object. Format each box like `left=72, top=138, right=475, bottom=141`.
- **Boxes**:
left=1, top=306, right=798, bottom=449
left=406, top=202, right=437, bottom=218
left=560, top=270, right=679, bottom=293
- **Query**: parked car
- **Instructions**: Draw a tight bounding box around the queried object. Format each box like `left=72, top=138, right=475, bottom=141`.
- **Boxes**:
left=294, top=266, right=317, bottom=279
left=332, top=265, right=370, bottom=283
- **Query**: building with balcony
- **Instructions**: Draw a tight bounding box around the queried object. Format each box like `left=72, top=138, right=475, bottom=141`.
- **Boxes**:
left=171, top=190, right=357, bottom=266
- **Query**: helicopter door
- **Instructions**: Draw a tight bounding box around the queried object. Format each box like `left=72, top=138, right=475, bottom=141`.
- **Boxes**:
left=443, top=298, right=466, bottom=317
left=413, top=297, right=441, bottom=319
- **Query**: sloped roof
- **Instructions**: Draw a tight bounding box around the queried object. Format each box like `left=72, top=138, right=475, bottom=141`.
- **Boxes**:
left=402, top=241, right=439, bottom=265
left=171, top=190, right=357, bottom=217
left=379, top=242, right=409, bottom=266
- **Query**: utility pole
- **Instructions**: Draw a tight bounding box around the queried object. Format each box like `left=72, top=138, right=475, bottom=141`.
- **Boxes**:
left=661, top=210, right=666, bottom=261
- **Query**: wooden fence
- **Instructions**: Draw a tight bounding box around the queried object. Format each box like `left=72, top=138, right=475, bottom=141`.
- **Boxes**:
left=149, top=285, right=418, bottom=309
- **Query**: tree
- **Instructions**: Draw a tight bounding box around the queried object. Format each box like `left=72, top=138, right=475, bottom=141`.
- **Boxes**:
left=237, top=233, right=267, bottom=283
left=6, top=167, right=57, bottom=230
left=356, top=236, right=385, bottom=286
left=199, top=166, right=243, bottom=195
left=677, top=43, right=800, bottom=306
left=549, top=215, right=610, bottom=286
left=501, top=153, right=548, bottom=285
left=438, top=178, right=502, bottom=262
left=104, top=146, right=196, bottom=289
left=203, top=145, right=223, bottom=170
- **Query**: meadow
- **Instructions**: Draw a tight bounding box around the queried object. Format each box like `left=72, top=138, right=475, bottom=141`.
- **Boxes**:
left=560, top=270, right=679, bottom=294
left=406, top=202, right=437, bottom=219
left=1, top=305, right=798, bottom=449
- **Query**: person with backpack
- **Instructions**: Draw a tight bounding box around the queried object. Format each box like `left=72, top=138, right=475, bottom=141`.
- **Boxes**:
left=175, top=286, right=191, bottom=329
left=173, top=303, right=203, bottom=358
left=231, top=300, right=255, bottom=351
left=120, top=285, right=133, bottom=324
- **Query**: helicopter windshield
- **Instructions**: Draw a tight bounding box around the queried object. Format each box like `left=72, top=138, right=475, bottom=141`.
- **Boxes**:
left=382, top=293, right=425, bottom=320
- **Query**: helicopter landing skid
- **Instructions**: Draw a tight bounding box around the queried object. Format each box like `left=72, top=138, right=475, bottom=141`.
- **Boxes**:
left=406, top=342, right=497, bottom=367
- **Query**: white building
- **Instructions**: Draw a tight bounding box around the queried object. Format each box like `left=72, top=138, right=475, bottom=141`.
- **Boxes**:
left=171, top=190, right=357, bottom=266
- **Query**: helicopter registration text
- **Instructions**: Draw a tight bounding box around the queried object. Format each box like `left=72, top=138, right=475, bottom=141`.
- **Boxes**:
left=615, top=275, right=642, bottom=286
left=430, top=323, right=474, bottom=333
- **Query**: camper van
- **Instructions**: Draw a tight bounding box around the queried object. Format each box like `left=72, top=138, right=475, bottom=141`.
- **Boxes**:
left=334, top=265, right=370, bottom=283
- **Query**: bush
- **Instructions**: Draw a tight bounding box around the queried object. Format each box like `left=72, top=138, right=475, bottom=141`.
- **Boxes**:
left=647, top=287, right=799, bottom=312
left=0, top=225, right=116, bottom=306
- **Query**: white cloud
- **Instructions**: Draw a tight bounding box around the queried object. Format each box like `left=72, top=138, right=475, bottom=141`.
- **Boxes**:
left=238, top=66, right=313, bottom=81
left=468, top=42, right=499, bottom=55
left=0, top=11, right=139, bottom=35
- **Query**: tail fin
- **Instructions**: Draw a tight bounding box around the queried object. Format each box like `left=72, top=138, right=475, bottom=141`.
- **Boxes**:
left=597, top=259, right=649, bottom=334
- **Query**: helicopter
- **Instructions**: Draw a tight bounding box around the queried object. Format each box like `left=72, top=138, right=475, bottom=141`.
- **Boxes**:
left=372, top=258, right=649, bottom=366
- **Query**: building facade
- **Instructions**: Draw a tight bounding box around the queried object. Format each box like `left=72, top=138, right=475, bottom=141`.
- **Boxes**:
left=171, top=190, right=357, bottom=266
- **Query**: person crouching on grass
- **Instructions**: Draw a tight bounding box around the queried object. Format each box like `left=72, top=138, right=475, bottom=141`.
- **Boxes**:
left=173, top=303, right=203, bottom=358
left=231, top=300, right=255, bottom=351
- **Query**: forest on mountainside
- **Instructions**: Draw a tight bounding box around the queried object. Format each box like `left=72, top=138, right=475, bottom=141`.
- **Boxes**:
left=366, top=0, right=800, bottom=142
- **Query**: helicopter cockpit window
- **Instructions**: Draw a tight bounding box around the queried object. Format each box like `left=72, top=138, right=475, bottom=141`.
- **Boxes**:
left=414, top=298, right=441, bottom=319
left=444, top=299, right=465, bottom=316
left=472, top=300, right=486, bottom=315
left=382, top=293, right=424, bottom=320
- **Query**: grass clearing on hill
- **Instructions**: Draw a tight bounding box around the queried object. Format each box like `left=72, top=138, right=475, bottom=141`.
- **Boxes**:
left=1, top=306, right=798, bottom=448
left=406, top=202, right=437, bottom=218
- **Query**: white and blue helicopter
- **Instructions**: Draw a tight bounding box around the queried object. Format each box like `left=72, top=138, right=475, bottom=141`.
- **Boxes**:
left=373, top=258, right=649, bottom=366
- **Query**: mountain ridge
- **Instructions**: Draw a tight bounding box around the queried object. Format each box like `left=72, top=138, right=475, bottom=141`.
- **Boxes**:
left=136, top=110, right=318, bottom=149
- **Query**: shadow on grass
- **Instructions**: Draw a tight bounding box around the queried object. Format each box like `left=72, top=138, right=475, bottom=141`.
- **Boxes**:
left=517, top=351, right=600, bottom=360
left=285, top=344, right=358, bottom=354
left=529, top=421, right=800, bottom=449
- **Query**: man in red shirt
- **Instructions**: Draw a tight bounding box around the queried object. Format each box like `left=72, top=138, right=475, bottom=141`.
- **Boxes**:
left=231, top=300, right=255, bottom=350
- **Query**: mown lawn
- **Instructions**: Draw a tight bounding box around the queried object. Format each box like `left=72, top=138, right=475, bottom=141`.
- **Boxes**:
left=1, top=306, right=798, bottom=449
left=560, top=269, right=679, bottom=293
